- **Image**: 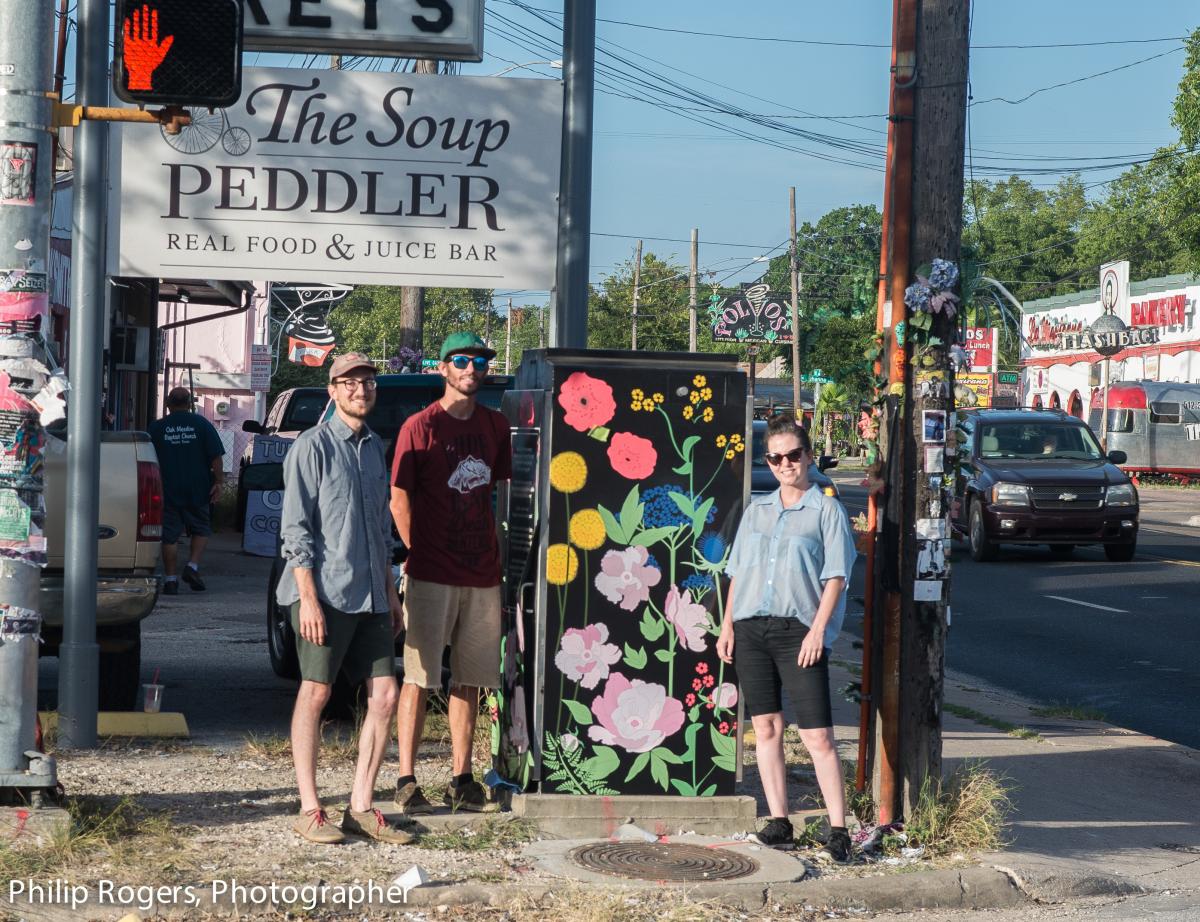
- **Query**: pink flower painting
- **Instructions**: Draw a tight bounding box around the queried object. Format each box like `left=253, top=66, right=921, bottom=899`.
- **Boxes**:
left=558, top=371, right=616, bottom=432
left=588, top=673, right=685, bottom=753
left=715, top=682, right=738, bottom=709
left=607, top=431, right=657, bottom=480
left=555, top=623, right=622, bottom=689
left=595, top=546, right=662, bottom=611
left=664, top=585, right=710, bottom=652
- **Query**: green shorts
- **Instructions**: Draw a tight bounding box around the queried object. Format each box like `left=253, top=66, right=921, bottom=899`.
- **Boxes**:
left=290, top=601, right=396, bottom=686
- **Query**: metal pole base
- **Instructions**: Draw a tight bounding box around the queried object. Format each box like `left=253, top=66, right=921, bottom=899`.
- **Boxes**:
left=56, top=642, right=99, bottom=749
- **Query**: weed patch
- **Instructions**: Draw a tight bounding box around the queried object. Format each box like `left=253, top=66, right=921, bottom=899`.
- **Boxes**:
left=945, top=703, right=1043, bottom=743
left=415, top=818, right=538, bottom=852
left=905, top=761, right=1012, bottom=856
left=1031, top=703, right=1106, bottom=721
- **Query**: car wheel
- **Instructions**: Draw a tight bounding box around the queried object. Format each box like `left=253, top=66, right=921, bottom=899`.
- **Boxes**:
left=267, top=556, right=300, bottom=679
left=969, top=499, right=998, bottom=562
left=1049, top=544, right=1074, bottom=558
left=97, top=623, right=141, bottom=711
left=1104, top=539, right=1136, bottom=562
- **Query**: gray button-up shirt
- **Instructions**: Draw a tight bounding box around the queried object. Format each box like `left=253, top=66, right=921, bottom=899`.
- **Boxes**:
left=275, top=413, right=392, bottom=614
left=725, top=485, right=857, bottom=649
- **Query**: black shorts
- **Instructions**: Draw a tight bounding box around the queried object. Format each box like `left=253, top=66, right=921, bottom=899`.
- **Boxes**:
left=733, top=616, right=832, bottom=728
left=162, top=503, right=212, bottom=544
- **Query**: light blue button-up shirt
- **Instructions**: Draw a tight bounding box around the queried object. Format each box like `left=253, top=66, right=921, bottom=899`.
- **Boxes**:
left=725, top=485, right=857, bottom=649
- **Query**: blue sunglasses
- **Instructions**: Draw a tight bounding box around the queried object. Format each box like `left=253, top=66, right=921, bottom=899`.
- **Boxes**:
left=448, top=354, right=490, bottom=371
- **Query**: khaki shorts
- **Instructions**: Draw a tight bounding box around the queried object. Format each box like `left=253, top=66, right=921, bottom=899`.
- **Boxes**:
left=290, top=601, right=395, bottom=686
left=402, top=576, right=501, bottom=689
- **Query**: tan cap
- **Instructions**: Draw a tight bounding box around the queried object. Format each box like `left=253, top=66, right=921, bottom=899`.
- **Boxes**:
left=328, top=352, right=376, bottom=382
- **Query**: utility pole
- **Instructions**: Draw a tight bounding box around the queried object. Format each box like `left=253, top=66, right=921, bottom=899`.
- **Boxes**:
left=506, top=297, right=513, bottom=373
left=630, top=240, right=643, bottom=350
left=689, top=228, right=699, bottom=352
left=890, top=0, right=970, bottom=818
left=789, top=188, right=802, bottom=418
left=0, top=0, right=59, bottom=795
left=399, top=58, right=439, bottom=359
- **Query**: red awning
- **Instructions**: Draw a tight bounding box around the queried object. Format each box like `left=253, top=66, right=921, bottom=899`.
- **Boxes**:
left=1022, top=339, right=1200, bottom=368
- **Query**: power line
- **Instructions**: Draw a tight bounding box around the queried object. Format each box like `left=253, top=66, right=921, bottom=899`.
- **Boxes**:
left=970, top=47, right=1184, bottom=107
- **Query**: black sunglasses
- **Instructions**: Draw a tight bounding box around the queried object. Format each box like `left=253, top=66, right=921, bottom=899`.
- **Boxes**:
left=764, top=448, right=809, bottom=466
left=448, top=354, right=490, bottom=371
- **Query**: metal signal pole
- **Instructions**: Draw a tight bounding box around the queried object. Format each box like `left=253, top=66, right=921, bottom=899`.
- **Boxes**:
left=689, top=228, right=698, bottom=352
left=630, top=239, right=643, bottom=350
left=789, top=188, right=802, bottom=418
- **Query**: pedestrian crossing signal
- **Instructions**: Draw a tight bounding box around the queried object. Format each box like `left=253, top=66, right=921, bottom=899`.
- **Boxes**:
left=113, top=0, right=243, bottom=108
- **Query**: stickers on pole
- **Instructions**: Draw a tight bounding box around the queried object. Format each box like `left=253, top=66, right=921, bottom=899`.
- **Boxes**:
left=0, top=603, right=41, bottom=642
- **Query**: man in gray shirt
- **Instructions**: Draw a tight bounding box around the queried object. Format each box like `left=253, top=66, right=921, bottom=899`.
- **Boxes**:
left=277, top=352, right=410, bottom=845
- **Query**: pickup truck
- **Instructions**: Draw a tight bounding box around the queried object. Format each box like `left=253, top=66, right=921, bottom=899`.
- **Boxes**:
left=40, top=427, right=163, bottom=710
left=236, top=387, right=328, bottom=528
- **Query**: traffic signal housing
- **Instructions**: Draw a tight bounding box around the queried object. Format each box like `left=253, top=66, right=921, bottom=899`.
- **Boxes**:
left=113, top=0, right=243, bottom=108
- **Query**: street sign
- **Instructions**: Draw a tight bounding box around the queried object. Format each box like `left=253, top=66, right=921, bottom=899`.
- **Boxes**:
left=242, top=0, right=484, bottom=61
left=709, top=283, right=793, bottom=344
left=249, top=344, right=272, bottom=391
left=111, top=68, right=562, bottom=290
left=113, top=0, right=243, bottom=107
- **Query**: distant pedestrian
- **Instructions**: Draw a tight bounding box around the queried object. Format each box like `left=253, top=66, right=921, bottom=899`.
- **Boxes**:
left=717, top=414, right=857, bottom=861
left=148, top=388, right=225, bottom=595
left=277, top=353, right=410, bottom=845
left=390, top=332, right=511, bottom=815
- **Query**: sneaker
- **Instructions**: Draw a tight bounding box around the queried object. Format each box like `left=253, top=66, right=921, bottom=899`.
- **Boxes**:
left=293, top=807, right=345, bottom=844
left=816, top=827, right=854, bottom=864
left=751, top=817, right=795, bottom=849
left=393, top=780, right=435, bottom=815
left=162, top=581, right=178, bottom=596
left=444, top=778, right=498, bottom=813
left=181, top=568, right=206, bottom=591
left=342, top=807, right=414, bottom=845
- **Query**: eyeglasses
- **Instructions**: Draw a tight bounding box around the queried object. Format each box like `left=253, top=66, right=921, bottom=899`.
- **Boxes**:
left=334, top=378, right=377, bottom=392
left=448, top=354, right=490, bottom=371
left=764, top=448, right=809, bottom=466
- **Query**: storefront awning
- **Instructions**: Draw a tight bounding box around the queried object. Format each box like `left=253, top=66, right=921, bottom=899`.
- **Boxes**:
left=1022, top=339, right=1199, bottom=368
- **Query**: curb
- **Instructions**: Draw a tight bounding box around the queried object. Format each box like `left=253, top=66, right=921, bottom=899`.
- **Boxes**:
left=38, top=710, right=190, bottom=738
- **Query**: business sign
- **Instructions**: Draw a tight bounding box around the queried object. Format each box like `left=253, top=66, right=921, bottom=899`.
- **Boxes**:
left=243, top=489, right=284, bottom=557
left=1099, top=260, right=1130, bottom=319
left=993, top=372, right=1018, bottom=407
left=1058, top=327, right=1159, bottom=353
left=956, top=372, right=993, bottom=409
left=963, top=326, right=996, bottom=371
left=111, top=68, right=562, bottom=289
left=250, top=344, right=272, bottom=391
left=709, top=283, right=793, bottom=344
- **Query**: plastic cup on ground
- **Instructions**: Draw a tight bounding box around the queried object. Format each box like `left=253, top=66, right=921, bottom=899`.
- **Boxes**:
left=143, top=683, right=164, bottom=713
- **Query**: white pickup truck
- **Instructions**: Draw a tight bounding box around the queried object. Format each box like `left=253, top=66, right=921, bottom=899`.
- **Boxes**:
left=40, top=428, right=163, bottom=710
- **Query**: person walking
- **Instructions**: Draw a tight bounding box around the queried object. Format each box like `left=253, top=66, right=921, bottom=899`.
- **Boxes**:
left=390, top=333, right=511, bottom=814
left=717, top=414, right=857, bottom=860
left=147, top=387, right=225, bottom=595
left=277, top=353, right=411, bottom=845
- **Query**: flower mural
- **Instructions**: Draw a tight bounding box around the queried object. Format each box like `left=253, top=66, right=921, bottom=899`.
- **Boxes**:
left=607, top=431, right=657, bottom=480
left=664, top=585, right=710, bottom=653
left=588, top=673, right=685, bottom=753
left=595, top=546, right=662, bottom=611
left=555, top=623, right=622, bottom=690
left=558, top=371, right=616, bottom=434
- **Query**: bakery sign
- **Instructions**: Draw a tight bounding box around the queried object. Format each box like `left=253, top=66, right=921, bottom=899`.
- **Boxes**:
left=110, top=68, right=562, bottom=289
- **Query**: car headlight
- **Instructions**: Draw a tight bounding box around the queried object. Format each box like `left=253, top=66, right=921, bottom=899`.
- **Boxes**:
left=1105, top=483, right=1137, bottom=507
left=990, top=482, right=1030, bottom=506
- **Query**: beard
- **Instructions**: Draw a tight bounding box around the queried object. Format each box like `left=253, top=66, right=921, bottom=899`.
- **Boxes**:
left=336, top=394, right=374, bottom=420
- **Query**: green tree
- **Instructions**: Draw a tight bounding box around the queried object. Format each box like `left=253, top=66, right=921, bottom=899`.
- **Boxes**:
left=329, top=286, right=501, bottom=361
left=1163, top=27, right=1200, bottom=273
left=814, top=381, right=851, bottom=457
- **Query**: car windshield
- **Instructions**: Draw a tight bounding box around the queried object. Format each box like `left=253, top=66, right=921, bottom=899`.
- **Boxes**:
left=281, top=392, right=329, bottom=430
left=320, top=379, right=507, bottom=445
left=978, top=422, right=1104, bottom=460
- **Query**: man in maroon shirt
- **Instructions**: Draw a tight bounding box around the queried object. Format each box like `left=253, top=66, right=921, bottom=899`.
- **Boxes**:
left=390, top=332, right=512, bottom=813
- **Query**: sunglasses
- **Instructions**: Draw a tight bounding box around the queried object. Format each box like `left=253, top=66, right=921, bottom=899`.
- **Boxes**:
left=448, top=354, right=490, bottom=371
left=764, top=448, right=809, bottom=466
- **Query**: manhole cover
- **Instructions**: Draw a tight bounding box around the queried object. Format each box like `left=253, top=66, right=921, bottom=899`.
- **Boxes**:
left=568, top=842, right=759, bottom=882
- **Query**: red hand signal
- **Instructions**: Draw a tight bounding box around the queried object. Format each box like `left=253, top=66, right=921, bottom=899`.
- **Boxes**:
left=123, top=3, right=174, bottom=91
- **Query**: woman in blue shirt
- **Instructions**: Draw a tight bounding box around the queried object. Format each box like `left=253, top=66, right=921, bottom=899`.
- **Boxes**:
left=717, top=414, right=856, bottom=859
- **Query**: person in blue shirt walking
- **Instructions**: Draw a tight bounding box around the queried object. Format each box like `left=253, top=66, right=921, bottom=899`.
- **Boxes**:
left=717, top=414, right=856, bottom=861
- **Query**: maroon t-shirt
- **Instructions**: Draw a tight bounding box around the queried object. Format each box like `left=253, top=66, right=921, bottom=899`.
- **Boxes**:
left=392, top=401, right=512, bottom=588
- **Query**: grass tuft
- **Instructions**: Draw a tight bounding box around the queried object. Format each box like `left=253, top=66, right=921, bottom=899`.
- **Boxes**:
left=945, top=703, right=1043, bottom=743
left=905, top=761, right=1012, bottom=856
left=1030, top=703, right=1106, bottom=721
left=415, top=817, right=539, bottom=852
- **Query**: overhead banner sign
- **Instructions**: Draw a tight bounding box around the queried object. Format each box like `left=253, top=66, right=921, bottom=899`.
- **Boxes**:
left=111, top=68, right=562, bottom=289
left=709, top=283, right=793, bottom=344
left=242, top=0, right=484, bottom=60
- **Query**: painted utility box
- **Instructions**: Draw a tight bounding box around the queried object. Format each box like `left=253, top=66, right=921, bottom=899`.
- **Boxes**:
left=493, top=349, right=748, bottom=796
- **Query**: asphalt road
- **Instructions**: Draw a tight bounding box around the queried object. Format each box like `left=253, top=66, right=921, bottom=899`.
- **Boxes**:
left=835, top=471, right=1200, bottom=750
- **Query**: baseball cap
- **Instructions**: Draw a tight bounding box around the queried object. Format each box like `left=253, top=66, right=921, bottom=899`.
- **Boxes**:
left=439, top=332, right=496, bottom=362
left=328, top=352, right=376, bottom=382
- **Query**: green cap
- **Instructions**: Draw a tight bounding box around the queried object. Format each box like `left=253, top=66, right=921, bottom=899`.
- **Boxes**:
left=439, top=332, right=496, bottom=362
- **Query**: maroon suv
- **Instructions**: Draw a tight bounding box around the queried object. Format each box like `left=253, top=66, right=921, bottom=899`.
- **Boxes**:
left=951, top=409, right=1139, bottom=562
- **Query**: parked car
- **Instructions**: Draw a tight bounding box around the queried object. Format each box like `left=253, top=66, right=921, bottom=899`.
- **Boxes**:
left=41, top=425, right=163, bottom=710
left=265, top=373, right=514, bottom=680
left=951, top=408, right=1138, bottom=562
left=750, top=419, right=840, bottom=497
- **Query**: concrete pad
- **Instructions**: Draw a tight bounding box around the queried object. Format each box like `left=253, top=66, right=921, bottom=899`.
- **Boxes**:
left=769, top=867, right=1027, bottom=912
left=0, top=804, right=70, bottom=848
left=510, top=793, right=757, bottom=838
left=39, top=710, right=190, bottom=738
left=523, top=833, right=810, bottom=888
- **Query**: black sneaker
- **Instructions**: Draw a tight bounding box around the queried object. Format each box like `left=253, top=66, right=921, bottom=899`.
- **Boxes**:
left=444, top=778, right=498, bottom=813
left=817, top=827, right=853, bottom=864
left=181, top=568, right=206, bottom=592
left=162, top=580, right=178, bottom=595
left=751, top=817, right=794, bottom=849
left=393, top=781, right=435, bottom=815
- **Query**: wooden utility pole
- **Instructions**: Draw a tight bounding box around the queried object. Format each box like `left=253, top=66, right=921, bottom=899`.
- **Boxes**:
left=689, top=228, right=699, bottom=352
left=789, top=188, right=802, bottom=418
left=399, top=58, right=440, bottom=358
left=894, top=0, right=970, bottom=818
left=630, top=239, right=643, bottom=350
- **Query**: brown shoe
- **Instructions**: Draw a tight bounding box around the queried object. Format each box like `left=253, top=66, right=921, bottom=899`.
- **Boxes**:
left=444, top=777, right=499, bottom=813
left=342, top=807, right=414, bottom=845
left=293, top=807, right=345, bottom=844
left=394, top=780, right=436, bottom=815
